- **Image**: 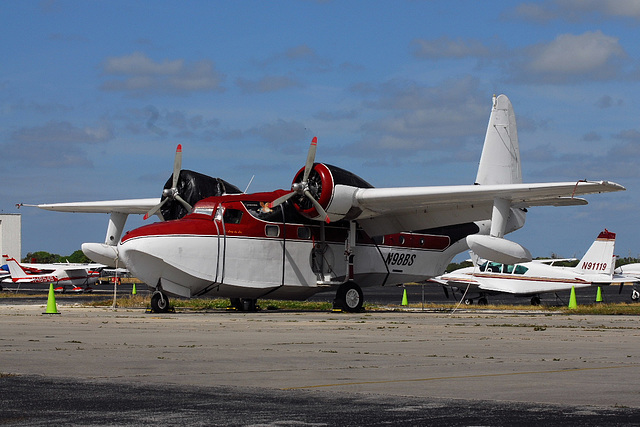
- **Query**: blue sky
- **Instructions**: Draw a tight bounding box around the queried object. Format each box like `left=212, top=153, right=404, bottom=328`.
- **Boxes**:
left=2, top=0, right=640, bottom=262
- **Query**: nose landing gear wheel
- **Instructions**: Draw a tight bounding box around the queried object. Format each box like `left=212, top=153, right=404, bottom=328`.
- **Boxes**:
left=334, top=282, right=364, bottom=312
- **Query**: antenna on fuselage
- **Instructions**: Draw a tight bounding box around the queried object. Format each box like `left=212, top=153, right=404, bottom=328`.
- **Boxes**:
left=243, top=175, right=255, bottom=194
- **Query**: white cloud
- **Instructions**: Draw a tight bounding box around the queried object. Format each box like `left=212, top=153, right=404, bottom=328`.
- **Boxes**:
left=100, top=52, right=225, bottom=96
left=511, top=31, right=626, bottom=83
left=343, top=76, right=488, bottom=160
left=247, top=119, right=311, bottom=148
left=5, top=121, right=113, bottom=167
left=411, top=36, right=492, bottom=59
left=510, top=0, right=640, bottom=22
left=236, top=75, right=303, bottom=94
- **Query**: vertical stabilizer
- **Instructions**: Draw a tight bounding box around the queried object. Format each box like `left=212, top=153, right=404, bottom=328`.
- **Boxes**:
left=574, top=230, right=616, bottom=277
left=5, top=258, right=28, bottom=279
left=475, top=94, right=522, bottom=185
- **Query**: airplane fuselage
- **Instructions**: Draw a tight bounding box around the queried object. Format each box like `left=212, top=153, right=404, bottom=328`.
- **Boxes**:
left=119, top=190, right=478, bottom=301
left=441, top=261, right=616, bottom=296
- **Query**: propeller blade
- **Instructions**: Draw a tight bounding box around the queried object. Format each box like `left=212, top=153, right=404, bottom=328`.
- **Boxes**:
left=302, top=137, right=317, bottom=183
left=174, top=194, right=193, bottom=212
left=143, top=197, right=169, bottom=220
left=304, top=189, right=330, bottom=223
left=172, top=144, right=183, bottom=189
left=269, top=191, right=295, bottom=209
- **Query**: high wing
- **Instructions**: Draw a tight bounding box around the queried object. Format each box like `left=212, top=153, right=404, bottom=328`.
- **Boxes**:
left=21, top=198, right=160, bottom=214
left=348, top=180, right=622, bottom=236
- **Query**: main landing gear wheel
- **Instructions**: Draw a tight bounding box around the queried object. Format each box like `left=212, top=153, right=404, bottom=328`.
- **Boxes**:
left=151, top=292, right=170, bottom=313
left=631, top=289, right=640, bottom=302
left=334, top=282, right=364, bottom=313
left=229, top=298, right=258, bottom=312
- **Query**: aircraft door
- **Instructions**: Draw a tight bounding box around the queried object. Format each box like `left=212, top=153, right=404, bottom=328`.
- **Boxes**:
left=212, top=203, right=226, bottom=283
left=213, top=202, right=246, bottom=286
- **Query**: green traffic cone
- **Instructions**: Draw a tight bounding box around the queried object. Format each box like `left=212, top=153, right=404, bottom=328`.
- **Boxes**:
left=595, top=286, right=603, bottom=303
left=568, top=286, right=577, bottom=309
left=401, top=288, right=408, bottom=306
left=132, top=283, right=137, bottom=295
left=43, top=283, right=60, bottom=314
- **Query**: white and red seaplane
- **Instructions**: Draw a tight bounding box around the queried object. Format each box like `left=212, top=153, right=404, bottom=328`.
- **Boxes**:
left=27, top=95, right=624, bottom=312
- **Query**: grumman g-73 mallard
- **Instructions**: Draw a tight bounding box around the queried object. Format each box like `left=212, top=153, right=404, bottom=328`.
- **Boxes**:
left=26, top=95, right=624, bottom=312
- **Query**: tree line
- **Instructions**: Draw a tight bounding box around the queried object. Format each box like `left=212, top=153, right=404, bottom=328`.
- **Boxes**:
left=22, top=250, right=91, bottom=264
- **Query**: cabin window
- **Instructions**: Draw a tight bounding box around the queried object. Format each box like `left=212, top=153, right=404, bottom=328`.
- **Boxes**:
left=399, top=236, right=405, bottom=245
left=265, top=224, right=280, bottom=237
left=478, top=261, right=487, bottom=272
left=514, top=265, right=528, bottom=275
left=193, top=207, right=214, bottom=216
left=487, top=262, right=501, bottom=273
left=223, top=208, right=243, bottom=224
left=297, top=227, right=311, bottom=239
left=503, top=264, right=514, bottom=274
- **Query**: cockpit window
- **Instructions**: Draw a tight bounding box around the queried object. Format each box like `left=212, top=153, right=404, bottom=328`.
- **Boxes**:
left=193, top=207, right=214, bottom=216
left=243, top=201, right=282, bottom=221
left=223, top=208, right=243, bottom=224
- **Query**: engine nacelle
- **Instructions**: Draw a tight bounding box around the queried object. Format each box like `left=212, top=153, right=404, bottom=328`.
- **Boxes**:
left=290, top=163, right=373, bottom=222
left=466, top=234, right=532, bottom=265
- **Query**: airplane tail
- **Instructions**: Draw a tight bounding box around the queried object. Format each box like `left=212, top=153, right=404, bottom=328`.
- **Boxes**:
left=4, top=257, right=28, bottom=279
left=475, top=94, right=522, bottom=186
left=574, top=230, right=616, bottom=277
left=466, top=95, right=530, bottom=265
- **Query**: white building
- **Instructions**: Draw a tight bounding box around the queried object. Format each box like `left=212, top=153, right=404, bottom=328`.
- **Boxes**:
left=0, top=214, right=21, bottom=261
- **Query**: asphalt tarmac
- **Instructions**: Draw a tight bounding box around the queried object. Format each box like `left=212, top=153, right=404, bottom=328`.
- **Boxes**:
left=1, top=301, right=639, bottom=425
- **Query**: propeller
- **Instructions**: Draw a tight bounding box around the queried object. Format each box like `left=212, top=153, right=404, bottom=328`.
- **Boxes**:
left=144, top=144, right=193, bottom=220
left=270, top=137, right=330, bottom=223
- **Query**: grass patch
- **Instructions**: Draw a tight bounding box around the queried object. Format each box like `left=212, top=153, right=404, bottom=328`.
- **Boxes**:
left=6, top=290, right=639, bottom=314
left=86, top=295, right=333, bottom=311
left=79, top=299, right=640, bottom=314
left=425, top=302, right=640, bottom=315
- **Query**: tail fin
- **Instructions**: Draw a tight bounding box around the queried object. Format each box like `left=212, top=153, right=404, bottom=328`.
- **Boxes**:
left=574, top=230, right=616, bottom=277
left=475, top=94, right=522, bottom=185
left=4, top=257, right=28, bottom=279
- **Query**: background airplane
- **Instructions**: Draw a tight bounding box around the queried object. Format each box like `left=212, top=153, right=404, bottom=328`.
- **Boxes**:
left=432, top=229, right=635, bottom=305
left=614, top=263, right=640, bottom=301
left=2, top=256, right=101, bottom=292
left=25, top=95, right=624, bottom=312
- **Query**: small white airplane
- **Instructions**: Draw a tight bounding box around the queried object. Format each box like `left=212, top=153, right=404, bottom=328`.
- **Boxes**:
left=2, top=256, right=101, bottom=292
left=431, top=229, right=635, bottom=305
left=614, top=263, right=640, bottom=301
left=24, top=95, right=624, bottom=312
